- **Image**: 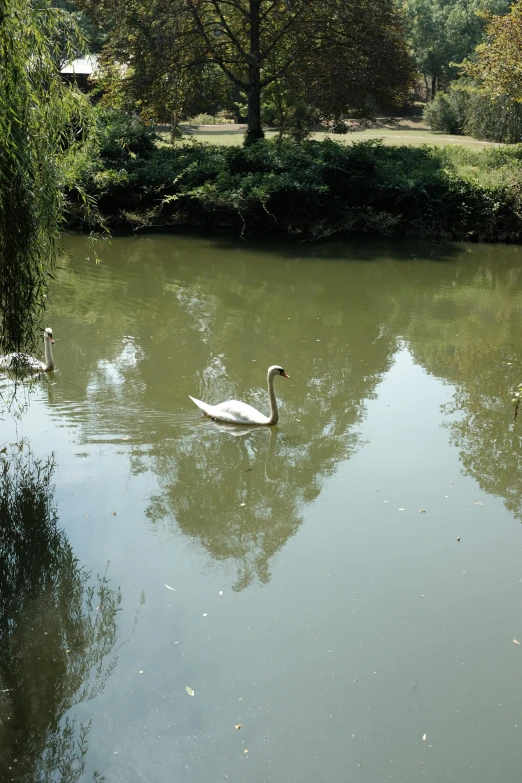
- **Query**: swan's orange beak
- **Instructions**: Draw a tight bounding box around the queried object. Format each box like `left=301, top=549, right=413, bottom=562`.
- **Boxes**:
left=282, top=371, right=290, bottom=379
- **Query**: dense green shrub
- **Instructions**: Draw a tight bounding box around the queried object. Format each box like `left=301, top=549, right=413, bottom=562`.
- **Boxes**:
left=424, top=94, right=457, bottom=133
left=464, top=94, right=522, bottom=144
left=188, top=113, right=233, bottom=125
left=425, top=84, right=522, bottom=144
left=64, top=136, right=522, bottom=241
left=96, top=109, right=157, bottom=162
left=423, top=87, right=469, bottom=135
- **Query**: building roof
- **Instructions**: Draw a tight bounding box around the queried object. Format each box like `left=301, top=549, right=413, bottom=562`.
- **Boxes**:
left=60, top=55, right=99, bottom=76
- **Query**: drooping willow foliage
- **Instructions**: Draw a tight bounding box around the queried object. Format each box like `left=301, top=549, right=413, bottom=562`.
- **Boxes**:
left=0, top=0, right=94, bottom=356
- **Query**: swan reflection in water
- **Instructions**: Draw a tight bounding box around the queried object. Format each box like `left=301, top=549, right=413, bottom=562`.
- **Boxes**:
left=147, top=421, right=309, bottom=591
left=198, top=421, right=280, bottom=481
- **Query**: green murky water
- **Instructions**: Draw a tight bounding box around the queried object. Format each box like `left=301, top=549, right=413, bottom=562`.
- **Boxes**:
left=2, top=234, right=522, bottom=782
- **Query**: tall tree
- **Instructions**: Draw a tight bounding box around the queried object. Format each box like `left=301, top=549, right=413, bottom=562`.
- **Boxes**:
left=0, top=0, right=94, bottom=358
left=461, top=2, right=522, bottom=101
left=80, top=0, right=414, bottom=144
left=402, top=0, right=510, bottom=98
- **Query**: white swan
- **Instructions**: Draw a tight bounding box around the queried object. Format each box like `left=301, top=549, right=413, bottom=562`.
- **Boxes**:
left=190, top=365, right=290, bottom=425
left=0, top=327, right=55, bottom=373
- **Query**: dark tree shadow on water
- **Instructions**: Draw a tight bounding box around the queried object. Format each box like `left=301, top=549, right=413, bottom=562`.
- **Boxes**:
left=0, top=442, right=122, bottom=783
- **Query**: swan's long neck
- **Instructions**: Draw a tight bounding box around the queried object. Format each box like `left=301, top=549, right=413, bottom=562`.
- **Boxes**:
left=266, top=369, right=279, bottom=425
left=44, top=338, right=54, bottom=371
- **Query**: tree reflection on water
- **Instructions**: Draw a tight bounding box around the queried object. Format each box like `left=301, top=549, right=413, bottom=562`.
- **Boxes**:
left=50, top=237, right=522, bottom=588
left=0, top=443, right=121, bottom=782
left=403, top=262, right=522, bottom=521
left=147, top=426, right=313, bottom=592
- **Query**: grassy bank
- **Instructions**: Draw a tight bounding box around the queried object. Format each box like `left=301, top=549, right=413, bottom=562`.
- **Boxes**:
left=165, top=119, right=501, bottom=150
left=64, top=134, right=522, bottom=242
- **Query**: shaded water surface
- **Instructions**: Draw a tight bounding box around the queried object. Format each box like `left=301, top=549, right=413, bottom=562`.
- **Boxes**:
left=2, top=235, right=522, bottom=782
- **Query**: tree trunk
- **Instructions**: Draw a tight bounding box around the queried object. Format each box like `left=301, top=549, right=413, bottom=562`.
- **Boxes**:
left=431, top=76, right=437, bottom=100
left=245, top=0, right=264, bottom=145
left=423, top=74, right=429, bottom=100
left=170, top=108, right=180, bottom=145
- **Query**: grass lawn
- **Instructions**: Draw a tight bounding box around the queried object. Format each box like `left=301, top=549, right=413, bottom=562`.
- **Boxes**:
left=156, top=118, right=502, bottom=149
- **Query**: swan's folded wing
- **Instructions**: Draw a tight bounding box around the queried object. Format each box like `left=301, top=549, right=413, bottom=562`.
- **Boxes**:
left=189, top=396, right=268, bottom=425
left=0, top=353, right=45, bottom=372
left=213, top=400, right=268, bottom=424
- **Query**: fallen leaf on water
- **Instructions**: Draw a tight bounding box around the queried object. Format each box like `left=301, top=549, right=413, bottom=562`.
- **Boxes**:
left=235, top=724, right=242, bottom=730
left=164, top=584, right=175, bottom=591
left=514, top=639, right=521, bottom=645
left=422, top=734, right=427, bottom=741
left=186, top=686, right=195, bottom=697
left=474, top=501, right=483, bottom=506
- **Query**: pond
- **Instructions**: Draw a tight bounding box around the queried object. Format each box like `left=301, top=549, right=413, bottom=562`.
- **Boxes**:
left=2, top=234, right=522, bottom=782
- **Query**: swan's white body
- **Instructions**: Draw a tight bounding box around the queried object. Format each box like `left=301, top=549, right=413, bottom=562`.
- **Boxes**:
left=0, top=327, right=55, bottom=373
left=190, top=365, right=290, bottom=426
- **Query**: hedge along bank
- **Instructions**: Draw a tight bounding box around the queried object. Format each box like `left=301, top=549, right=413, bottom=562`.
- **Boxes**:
left=63, top=116, right=522, bottom=242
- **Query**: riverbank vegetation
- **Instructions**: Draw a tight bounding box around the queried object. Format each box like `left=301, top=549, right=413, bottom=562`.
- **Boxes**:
left=63, top=110, right=522, bottom=241
left=4, top=0, right=522, bottom=342
left=55, top=0, right=522, bottom=243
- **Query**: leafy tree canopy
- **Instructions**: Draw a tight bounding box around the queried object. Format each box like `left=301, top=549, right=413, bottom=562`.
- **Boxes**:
left=401, top=0, right=510, bottom=91
left=77, top=0, right=414, bottom=143
left=461, top=2, right=522, bottom=101
left=53, top=0, right=106, bottom=59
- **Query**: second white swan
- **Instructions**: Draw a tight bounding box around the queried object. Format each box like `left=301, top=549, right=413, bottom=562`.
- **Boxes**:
left=190, top=364, right=290, bottom=425
left=0, top=327, right=55, bottom=373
